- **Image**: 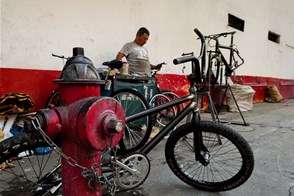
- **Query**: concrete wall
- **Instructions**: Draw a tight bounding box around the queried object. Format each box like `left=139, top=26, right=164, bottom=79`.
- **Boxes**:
left=1, top=0, right=294, bottom=79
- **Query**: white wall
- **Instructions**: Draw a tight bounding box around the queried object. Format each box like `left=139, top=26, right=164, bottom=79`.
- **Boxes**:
left=1, top=0, right=294, bottom=79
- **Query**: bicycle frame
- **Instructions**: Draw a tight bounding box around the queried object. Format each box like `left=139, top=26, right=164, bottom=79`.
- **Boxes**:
left=206, top=31, right=244, bottom=77
left=129, top=94, right=196, bottom=153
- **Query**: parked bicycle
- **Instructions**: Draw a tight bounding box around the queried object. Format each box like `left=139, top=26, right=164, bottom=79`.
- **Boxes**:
left=0, top=28, right=254, bottom=195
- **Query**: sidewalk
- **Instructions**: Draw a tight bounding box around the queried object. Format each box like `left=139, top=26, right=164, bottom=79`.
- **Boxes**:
left=115, top=99, right=294, bottom=196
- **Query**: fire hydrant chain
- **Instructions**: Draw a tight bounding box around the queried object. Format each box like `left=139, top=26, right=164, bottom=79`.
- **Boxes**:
left=81, top=164, right=105, bottom=191
left=31, top=117, right=119, bottom=192
left=31, top=117, right=88, bottom=171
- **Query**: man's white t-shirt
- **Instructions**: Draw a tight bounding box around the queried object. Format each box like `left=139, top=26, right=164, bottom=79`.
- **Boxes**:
left=119, top=42, right=151, bottom=76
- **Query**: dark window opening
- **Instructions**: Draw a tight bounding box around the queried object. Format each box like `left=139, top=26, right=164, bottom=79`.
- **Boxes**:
left=228, top=14, right=245, bottom=32
left=268, top=31, right=280, bottom=44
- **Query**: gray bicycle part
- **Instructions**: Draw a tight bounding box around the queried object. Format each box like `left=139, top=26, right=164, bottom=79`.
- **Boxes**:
left=116, top=153, right=150, bottom=190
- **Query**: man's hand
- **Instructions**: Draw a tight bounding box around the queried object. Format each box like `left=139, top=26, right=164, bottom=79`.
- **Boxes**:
left=156, top=62, right=166, bottom=70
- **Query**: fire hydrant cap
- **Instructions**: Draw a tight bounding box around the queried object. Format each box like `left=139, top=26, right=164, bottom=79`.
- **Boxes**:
left=54, top=47, right=104, bottom=84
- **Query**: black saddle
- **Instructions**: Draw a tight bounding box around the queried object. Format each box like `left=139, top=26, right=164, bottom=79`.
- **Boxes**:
left=102, top=60, right=123, bottom=69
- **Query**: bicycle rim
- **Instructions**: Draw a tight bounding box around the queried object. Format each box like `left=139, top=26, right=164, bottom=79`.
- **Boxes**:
left=149, top=94, right=176, bottom=128
left=0, top=133, right=61, bottom=196
left=162, top=92, right=184, bottom=114
left=165, top=121, right=254, bottom=192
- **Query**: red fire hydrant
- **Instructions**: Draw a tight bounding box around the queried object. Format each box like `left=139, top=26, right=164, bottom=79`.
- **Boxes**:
left=32, top=48, right=125, bottom=195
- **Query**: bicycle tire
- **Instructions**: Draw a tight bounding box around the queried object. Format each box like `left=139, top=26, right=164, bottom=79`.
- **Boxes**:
left=112, top=89, right=152, bottom=154
left=165, top=121, right=254, bottom=192
left=46, top=90, right=60, bottom=108
left=149, top=94, right=176, bottom=128
left=0, top=133, right=61, bottom=196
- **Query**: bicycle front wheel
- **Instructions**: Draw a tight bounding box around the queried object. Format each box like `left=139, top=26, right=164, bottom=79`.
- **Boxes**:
left=0, top=133, right=61, bottom=196
left=112, top=89, right=152, bottom=154
left=165, top=121, right=254, bottom=192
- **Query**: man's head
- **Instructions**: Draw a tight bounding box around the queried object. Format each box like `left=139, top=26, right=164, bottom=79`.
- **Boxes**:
left=134, top=27, right=150, bottom=46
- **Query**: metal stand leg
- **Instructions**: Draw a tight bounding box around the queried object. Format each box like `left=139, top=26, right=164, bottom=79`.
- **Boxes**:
left=219, top=79, right=249, bottom=126
left=205, top=92, right=220, bottom=123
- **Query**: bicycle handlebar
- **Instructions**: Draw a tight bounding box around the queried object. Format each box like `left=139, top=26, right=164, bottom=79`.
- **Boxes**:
left=173, top=28, right=206, bottom=65
left=204, top=31, right=236, bottom=39
left=194, top=28, right=206, bottom=73
left=173, top=28, right=206, bottom=84
left=52, top=54, right=69, bottom=60
left=157, top=62, right=167, bottom=67
left=173, top=55, right=197, bottom=65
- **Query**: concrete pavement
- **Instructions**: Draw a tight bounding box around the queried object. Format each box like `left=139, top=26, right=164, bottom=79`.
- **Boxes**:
left=114, top=99, right=294, bottom=196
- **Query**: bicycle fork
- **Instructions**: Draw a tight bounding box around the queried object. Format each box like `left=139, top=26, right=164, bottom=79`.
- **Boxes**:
left=191, top=105, right=210, bottom=166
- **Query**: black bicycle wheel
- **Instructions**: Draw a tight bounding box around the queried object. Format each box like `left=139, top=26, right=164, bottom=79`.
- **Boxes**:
left=46, top=90, right=60, bottom=108
left=112, top=89, right=152, bottom=154
left=165, top=121, right=254, bottom=192
left=0, top=133, right=61, bottom=196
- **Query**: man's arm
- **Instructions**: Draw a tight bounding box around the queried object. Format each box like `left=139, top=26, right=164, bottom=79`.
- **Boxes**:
left=116, top=52, right=125, bottom=60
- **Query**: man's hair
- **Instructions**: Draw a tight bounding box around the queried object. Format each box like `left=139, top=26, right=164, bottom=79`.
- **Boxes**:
left=136, top=27, right=150, bottom=36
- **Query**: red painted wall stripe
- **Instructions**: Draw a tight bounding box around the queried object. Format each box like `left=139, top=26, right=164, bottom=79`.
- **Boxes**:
left=1, top=68, right=293, bottom=111
left=0, top=68, right=60, bottom=111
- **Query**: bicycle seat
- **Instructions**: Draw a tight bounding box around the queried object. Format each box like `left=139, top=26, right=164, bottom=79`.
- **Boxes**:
left=102, top=60, right=123, bottom=69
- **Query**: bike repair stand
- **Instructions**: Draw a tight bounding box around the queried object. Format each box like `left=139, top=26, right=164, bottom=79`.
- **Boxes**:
left=218, top=76, right=249, bottom=126
left=198, top=91, right=220, bottom=123
left=206, top=52, right=249, bottom=126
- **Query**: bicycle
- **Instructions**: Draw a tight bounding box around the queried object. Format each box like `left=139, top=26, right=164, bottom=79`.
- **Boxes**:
left=120, top=28, right=254, bottom=192
left=82, top=28, right=254, bottom=192
left=0, top=28, right=254, bottom=195
left=205, top=31, right=248, bottom=125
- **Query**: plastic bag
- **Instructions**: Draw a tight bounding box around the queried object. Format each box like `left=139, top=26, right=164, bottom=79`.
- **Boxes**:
left=226, top=84, right=255, bottom=112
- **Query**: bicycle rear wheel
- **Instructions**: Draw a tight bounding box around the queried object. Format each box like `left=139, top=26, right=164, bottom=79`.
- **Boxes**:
left=149, top=94, right=176, bottom=128
left=112, top=89, right=152, bottom=154
left=46, top=90, right=60, bottom=108
left=162, top=91, right=184, bottom=114
left=165, top=121, right=254, bottom=192
left=0, top=133, right=61, bottom=196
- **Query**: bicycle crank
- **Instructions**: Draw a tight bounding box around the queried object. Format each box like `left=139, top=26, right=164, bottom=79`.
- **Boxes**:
left=115, top=153, right=150, bottom=191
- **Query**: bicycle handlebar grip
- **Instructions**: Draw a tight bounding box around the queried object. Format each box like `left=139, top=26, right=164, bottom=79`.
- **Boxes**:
left=173, top=55, right=197, bottom=65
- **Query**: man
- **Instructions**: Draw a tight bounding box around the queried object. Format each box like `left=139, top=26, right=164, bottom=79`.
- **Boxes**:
left=116, top=27, right=162, bottom=77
